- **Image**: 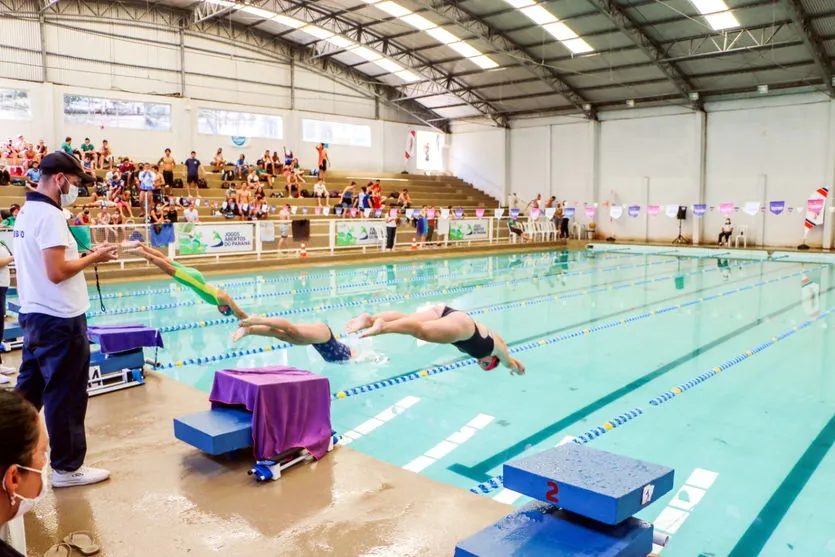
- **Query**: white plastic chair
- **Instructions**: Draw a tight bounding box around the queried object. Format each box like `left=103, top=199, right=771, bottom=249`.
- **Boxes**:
left=734, top=225, right=749, bottom=248
left=523, top=221, right=537, bottom=241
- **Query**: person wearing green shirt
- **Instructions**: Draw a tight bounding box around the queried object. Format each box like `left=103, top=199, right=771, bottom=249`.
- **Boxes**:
left=60, top=137, right=74, bottom=155
left=1, top=204, right=19, bottom=227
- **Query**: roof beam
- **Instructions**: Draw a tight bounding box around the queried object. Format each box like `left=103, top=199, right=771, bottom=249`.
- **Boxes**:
left=586, top=0, right=700, bottom=109
left=422, top=1, right=595, bottom=120
left=779, top=0, right=834, bottom=96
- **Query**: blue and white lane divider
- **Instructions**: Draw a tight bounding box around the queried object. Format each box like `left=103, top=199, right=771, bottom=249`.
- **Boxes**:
left=467, top=301, right=835, bottom=496
left=155, top=257, right=691, bottom=368
left=89, top=250, right=642, bottom=302
left=329, top=266, right=817, bottom=401
left=150, top=256, right=686, bottom=334
left=84, top=251, right=647, bottom=317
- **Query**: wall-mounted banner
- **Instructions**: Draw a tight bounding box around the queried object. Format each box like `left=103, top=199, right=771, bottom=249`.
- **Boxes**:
left=693, top=204, right=706, bottom=217
left=647, top=205, right=661, bottom=217
left=336, top=221, right=385, bottom=246
left=742, top=201, right=760, bottom=216
left=176, top=223, right=254, bottom=255
left=804, top=186, right=829, bottom=230
left=564, top=207, right=576, bottom=218
left=230, top=136, right=249, bottom=148
left=769, top=201, right=785, bottom=215
left=665, top=205, right=678, bottom=218
left=584, top=206, right=596, bottom=218
left=449, top=219, right=489, bottom=241
left=719, top=202, right=735, bottom=215
left=609, top=205, right=623, bottom=219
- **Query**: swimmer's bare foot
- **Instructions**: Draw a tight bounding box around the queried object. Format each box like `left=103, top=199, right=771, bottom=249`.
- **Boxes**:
left=358, top=318, right=384, bottom=338
left=345, top=313, right=373, bottom=333
left=232, top=327, right=249, bottom=342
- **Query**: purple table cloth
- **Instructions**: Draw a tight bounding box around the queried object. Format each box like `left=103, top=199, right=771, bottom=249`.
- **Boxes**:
left=87, top=324, right=164, bottom=354
left=208, top=366, right=332, bottom=460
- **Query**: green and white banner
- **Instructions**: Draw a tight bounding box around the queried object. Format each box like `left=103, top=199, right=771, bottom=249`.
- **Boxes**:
left=176, top=223, right=254, bottom=255
left=449, top=219, right=489, bottom=241
left=335, top=222, right=386, bottom=246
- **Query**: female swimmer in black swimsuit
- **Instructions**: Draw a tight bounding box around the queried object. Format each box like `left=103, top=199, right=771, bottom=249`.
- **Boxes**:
left=233, top=316, right=354, bottom=363
left=346, top=304, right=525, bottom=375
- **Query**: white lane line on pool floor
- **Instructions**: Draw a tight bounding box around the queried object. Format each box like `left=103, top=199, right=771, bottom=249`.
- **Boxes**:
left=492, top=435, right=578, bottom=505
left=403, top=414, right=495, bottom=473
left=340, top=396, right=420, bottom=445
left=652, top=468, right=719, bottom=554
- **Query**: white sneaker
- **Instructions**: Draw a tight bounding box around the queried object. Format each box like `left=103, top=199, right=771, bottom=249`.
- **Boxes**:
left=0, top=375, right=9, bottom=385
left=52, top=466, right=110, bottom=488
left=0, top=365, right=16, bottom=375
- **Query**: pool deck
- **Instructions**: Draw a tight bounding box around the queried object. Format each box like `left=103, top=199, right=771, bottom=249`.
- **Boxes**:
left=21, top=370, right=512, bottom=557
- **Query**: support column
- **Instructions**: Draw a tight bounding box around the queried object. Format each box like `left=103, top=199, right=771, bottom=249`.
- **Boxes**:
left=179, top=27, right=186, bottom=96
left=693, top=111, right=707, bottom=245
left=503, top=127, right=511, bottom=203
left=823, top=99, right=835, bottom=250
left=590, top=120, right=601, bottom=230
left=289, top=56, right=295, bottom=111
left=758, top=174, right=767, bottom=248
left=544, top=125, right=552, bottom=197
left=39, top=12, right=48, bottom=82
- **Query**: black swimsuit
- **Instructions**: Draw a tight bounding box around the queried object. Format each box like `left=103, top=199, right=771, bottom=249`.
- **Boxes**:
left=441, top=306, right=495, bottom=358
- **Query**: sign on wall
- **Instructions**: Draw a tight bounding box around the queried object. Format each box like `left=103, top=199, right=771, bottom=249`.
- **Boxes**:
left=449, top=219, right=489, bottom=241
left=176, top=223, right=253, bottom=255
left=335, top=222, right=385, bottom=246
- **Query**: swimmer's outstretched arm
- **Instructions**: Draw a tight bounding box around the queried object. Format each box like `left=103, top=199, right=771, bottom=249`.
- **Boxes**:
left=490, top=332, right=525, bottom=376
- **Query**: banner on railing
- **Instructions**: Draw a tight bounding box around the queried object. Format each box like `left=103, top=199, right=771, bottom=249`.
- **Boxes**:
left=449, top=219, right=489, bottom=241
left=176, top=223, right=254, bottom=255
left=335, top=221, right=386, bottom=246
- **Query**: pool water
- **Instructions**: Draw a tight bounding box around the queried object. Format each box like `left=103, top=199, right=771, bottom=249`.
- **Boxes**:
left=75, top=250, right=835, bottom=556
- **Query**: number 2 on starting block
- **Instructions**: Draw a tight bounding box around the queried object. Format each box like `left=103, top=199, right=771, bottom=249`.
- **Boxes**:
left=641, top=484, right=654, bottom=506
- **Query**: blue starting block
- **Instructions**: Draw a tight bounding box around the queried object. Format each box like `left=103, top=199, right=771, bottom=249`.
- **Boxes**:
left=456, top=444, right=674, bottom=556
left=6, top=301, right=20, bottom=314
left=174, top=408, right=254, bottom=456
left=502, top=443, right=674, bottom=525
left=3, top=320, right=23, bottom=351
left=454, top=501, right=653, bottom=557
left=86, top=324, right=163, bottom=396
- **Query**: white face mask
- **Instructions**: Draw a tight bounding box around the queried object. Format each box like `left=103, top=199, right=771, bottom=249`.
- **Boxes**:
left=3, top=464, right=47, bottom=519
left=61, top=177, right=79, bottom=207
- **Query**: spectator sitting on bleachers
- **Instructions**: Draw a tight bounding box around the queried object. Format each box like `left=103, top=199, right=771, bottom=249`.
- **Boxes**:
left=35, top=139, right=47, bottom=161
left=82, top=153, right=96, bottom=178
left=397, top=189, right=411, bottom=208
left=313, top=177, right=328, bottom=207
left=184, top=201, right=199, bottom=223
left=2, top=204, right=20, bottom=227
left=99, top=139, right=113, bottom=169
left=60, top=136, right=74, bottom=156
left=212, top=148, right=225, bottom=173
left=74, top=208, right=93, bottom=226
left=256, top=162, right=273, bottom=189
left=235, top=154, right=248, bottom=179
left=80, top=138, right=97, bottom=166
left=0, top=164, right=9, bottom=186
left=24, top=161, right=40, bottom=192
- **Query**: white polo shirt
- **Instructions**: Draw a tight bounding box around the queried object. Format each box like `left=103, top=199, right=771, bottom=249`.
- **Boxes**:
left=13, top=193, right=89, bottom=318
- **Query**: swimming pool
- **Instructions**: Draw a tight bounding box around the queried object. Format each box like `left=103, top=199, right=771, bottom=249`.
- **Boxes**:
left=73, top=250, right=835, bottom=556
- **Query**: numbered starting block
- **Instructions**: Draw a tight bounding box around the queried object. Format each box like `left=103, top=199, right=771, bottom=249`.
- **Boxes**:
left=174, top=366, right=339, bottom=482
left=4, top=301, right=23, bottom=351
left=87, top=324, right=164, bottom=397
left=455, top=444, right=674, bottom=557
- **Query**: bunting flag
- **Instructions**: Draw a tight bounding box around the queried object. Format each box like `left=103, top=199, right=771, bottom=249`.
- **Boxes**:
left=375, top=208, right=382, bottom=218
left=544, top=207, right=556, bottom=219
left=302, top=207, right=309, bottom=215
left=665, top=205, right=678, bottom=218
left=350, top=208, right=358, bottom=217
left=530, top=208, right=541, bottom=219
left=427, top=208, right=436, bottom=218
left=647, top=205, right=661, bottom=217
left=804, top=186, right=829, bottom=230
left=493, top=208, right=505, bottom=219
left=390, top=208, right=398, bottom=218
left=442, top=208, right=451, bottom=218
left=563, top=207, right=575, bottom=218
left=291, top=206, right=298, bottom=215
left=742, top=201, right=760, bottom=216
left=584, top=206, right=596, bottom=219
left=363, top=208, right=371, bottom=218
left=719, top=202, right=734, bottom=215
left=404, top=208, right=414, bottom=219
left=335, top=207, right=343, bottom=216
left=455, top=208, right=465, bottom=218
left=405, top=128, right=416, bottom=161
left=510, top=208, right=520, bottom=219
left=270, top=205, right=277, bottom=213
left=323, top=206, right=331, bottom=216
left=628, top=205, right=641, bottom=218
left=609, top=205, right=623, bottom=219
left=693, top=204, right=706, bottom=217
left=769, top=201, right=784, bottom=215
left=475, top=208, right=485, bottom=218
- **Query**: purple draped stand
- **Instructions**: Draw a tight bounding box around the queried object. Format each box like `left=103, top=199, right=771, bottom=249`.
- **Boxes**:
left=87, top=324, right=165, bottom=353
left=209, top=366, right=332, bottom=460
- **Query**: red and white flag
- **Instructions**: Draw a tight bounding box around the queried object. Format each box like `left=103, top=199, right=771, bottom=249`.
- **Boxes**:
left=404, top=128, right=416, bottom=161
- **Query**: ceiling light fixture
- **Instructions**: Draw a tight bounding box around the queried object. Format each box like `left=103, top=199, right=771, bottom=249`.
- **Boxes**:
left=505, top=1, right=594, bottom=54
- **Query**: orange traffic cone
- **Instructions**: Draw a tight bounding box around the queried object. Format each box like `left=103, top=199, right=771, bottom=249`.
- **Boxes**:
left=411, top=237, right=417, bottom=250
left=299, top=243, right=307, bottom=258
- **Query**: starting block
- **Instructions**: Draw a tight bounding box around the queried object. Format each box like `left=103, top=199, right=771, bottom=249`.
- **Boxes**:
left=3, top=320, right=23, bottom=351
left=87, top=324, right=163, bottom=396
left=174, top=367, right=339, bottom=482
left=456, top=444, right=674, bottom=557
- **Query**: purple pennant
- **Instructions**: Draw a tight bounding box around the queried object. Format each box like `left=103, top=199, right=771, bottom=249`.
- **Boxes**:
left=628, top=205, right=640, bottom=218
left=336, top=207, right=343, bottom=216
left=375, top=209, right=382, bottom=218
left=563, top=207, right=575, bottom=218
left=455, top=208, right=465, bottom=218
left=693, top=203, right=706, bottom=217
left=510, top=208, right=520, bottom=219
left=302, top=207, right=308, bottom=214
left=769, top=201, right=785, bottom=215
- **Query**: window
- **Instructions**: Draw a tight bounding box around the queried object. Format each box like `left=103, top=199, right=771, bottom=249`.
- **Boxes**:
left=63, top=95, right=171, bottom=130
left=302, top=119, right=372, bottom=147
left=197, top=109, right=283, bottom=140
left=0, top=89, right=31, bottom=121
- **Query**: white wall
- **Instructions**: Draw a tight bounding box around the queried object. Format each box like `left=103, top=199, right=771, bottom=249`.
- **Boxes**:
left=0, top=77, right=435, bottom=173
left=449, top=123, right=506, bottom=203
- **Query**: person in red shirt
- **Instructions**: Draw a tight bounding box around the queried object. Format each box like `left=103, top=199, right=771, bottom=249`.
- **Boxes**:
left=369, top=179, right=382, bottom=209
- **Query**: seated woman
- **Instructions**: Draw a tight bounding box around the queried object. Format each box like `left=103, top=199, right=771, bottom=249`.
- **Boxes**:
left=718, top=218, right=733, bottom=246
left=212, top=148, right=225, bottom=173
left=346, top=304, right=525, bottom=375
left=233, top=316, right=356, bottom=363
left=125, top=242, right=246, bottom=318
left=507, top=217, right=530, bottom=242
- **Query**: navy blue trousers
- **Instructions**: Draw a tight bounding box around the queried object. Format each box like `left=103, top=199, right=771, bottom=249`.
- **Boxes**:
left=15, top=312, right=90, bottom=472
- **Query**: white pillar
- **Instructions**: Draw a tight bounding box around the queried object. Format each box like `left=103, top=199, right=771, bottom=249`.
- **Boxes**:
left=823, top=100, right=835, bottom=250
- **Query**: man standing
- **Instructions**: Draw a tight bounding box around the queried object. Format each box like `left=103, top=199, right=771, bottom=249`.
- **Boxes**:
left=183, top=151, right=202, bottom=199
left=160, top=148, right=176, bottom=197
left=13, top=151, right=118, bottom=487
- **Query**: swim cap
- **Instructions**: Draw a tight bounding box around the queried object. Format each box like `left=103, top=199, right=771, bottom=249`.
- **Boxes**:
left=219, top=305, right=233, bottom=316
left=479, top=356, right=500, bottom=371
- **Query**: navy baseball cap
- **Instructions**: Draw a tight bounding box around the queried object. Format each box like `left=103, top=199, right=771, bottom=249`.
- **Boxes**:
left=40, top=151, right=95, bottom=184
